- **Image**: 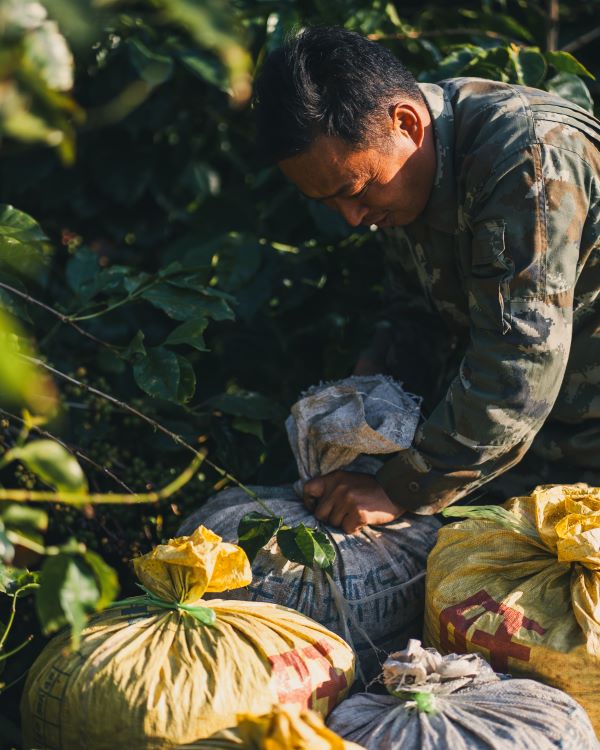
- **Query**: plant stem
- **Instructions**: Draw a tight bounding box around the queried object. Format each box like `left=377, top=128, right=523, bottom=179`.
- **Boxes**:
left=68, top=278, right=160, bottom=322
left=20, top=354, right=276, bottom=514
left=0, top=407, right=135, bottom=494
left=0, top=281, right=117, bottom=352
left=0, top=583, right=38, bottom=653
left=0, top=635, right=34, bottom=662
left=0, top=452, right=206, bottom=505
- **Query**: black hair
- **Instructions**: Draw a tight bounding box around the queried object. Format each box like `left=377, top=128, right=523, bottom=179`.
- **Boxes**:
left=253, top=26, right=423, bottom=163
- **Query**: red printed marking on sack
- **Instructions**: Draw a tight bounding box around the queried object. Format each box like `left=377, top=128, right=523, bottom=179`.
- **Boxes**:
left=440, top=589, right=546, bottom=671
left=268, top=639, right=348, bottom=714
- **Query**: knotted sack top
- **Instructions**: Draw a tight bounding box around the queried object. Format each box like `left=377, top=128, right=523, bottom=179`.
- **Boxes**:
left=132, top=526, right=252, bottom=605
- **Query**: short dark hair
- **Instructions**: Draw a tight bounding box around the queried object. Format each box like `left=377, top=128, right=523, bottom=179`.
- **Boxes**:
left=253, top=26, right=423, bottom=163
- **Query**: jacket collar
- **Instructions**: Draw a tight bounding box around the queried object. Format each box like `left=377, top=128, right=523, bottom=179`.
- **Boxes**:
left=418, top=82, right=458, bottom=235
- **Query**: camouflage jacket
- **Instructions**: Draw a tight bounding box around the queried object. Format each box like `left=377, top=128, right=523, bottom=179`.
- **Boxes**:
left=376, top=77, right=600, bottom=513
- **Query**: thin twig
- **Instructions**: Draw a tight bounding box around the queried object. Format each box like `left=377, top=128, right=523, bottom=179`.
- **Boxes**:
left=367, top=28, right=517, bottom=43
left=18, top=355, right=275, bottom=516
left=546, top=0, right=560, bottom=52
left=0, top=451, right=205, bottom=505
left=0, top=281, right=117, bottom=352
left=0, top=407, right=135, bottom=494
left=561, top=26, right=600, bottom=53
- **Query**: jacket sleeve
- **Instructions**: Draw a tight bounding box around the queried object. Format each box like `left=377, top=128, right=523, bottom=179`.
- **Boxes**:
left=377, top=142, right=592, bottom=513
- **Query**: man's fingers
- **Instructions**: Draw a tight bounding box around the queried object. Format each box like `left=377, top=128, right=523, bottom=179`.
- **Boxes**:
left=302, top=476, right=325, bottom=510
left=313, top=494, right=336, bottom=523
left=342, top=510, right=363, bottom=535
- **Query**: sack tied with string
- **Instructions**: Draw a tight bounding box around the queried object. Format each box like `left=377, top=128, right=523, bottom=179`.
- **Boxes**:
left=21, top=527, right=355, bottom=750
left=326, top=639, right=599, bottom=750
left=424, top=484, right=600, bottom=735
left=177, top=705, right=365, bottom=750
left=178, top=376, right=441, bottom=679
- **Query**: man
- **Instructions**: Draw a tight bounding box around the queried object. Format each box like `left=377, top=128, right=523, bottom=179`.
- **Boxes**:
left=254, top=26, right=600, bottom=533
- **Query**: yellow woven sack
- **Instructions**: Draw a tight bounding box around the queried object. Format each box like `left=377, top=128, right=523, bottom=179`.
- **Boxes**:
left=177, top=705, right=365, bottom=749
left=21, top=527, right=355, bottom=750
left=424, top=484, right=600, bottom=734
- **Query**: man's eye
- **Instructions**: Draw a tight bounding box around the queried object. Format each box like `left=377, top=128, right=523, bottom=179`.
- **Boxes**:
left=351, top=184, right=369, bottom=199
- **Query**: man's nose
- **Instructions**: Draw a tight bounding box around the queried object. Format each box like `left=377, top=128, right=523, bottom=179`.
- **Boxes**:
left=331, top=198, right=369, bottom=227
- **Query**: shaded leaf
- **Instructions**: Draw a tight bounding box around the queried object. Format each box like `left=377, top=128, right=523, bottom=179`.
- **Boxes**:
left=165, top=318, right=209, bottom=351
left=65, top=246, right=99, bottom=298
left=232, top=416, right=264, bottom=443
left=175, top=354, right=196, bottom=403
left=545, top=73, right=594, bottom=113
left=133, top=346, right=180, bottom=400
left=0, top=205, right=50, bottom=280
left=517, top=48, right=547, bottom=87
left=237, top=512, right=282, bottom=563
left=206, top=391, right=285, bottom=420
left=128, top=38, right=174, bottom=86
left=0, top=565, right=39, bottom=595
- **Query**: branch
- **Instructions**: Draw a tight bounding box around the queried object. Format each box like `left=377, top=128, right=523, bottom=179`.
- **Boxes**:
left=546, top=0, right=560, bottom=52
left=561, top=26, right=600, bottom=53
left=0, top=407, right=135, bottom=494
left=0, top=451, right=206, bottom=505
left=0, top=281, right=117, bottom=352
left=367, top=28, right=516, bottom=43
left=18, top=355, right=275, bottom=516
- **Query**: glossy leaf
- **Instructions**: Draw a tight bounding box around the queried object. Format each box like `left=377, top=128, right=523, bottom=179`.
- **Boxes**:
left=237, top=512, right=282, bottom=563
left=276, top=524, right=336, bottom=571
left=545, top=51, right=595, bottom=80
left=81, top=550, right=119, bottom=610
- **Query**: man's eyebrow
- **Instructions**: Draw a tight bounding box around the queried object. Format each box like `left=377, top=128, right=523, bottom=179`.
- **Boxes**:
left=300, top=181, right=355, bottom=201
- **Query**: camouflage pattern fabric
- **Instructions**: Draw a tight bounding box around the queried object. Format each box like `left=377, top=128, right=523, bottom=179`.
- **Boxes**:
left=375, top=78, right=600, bottom=513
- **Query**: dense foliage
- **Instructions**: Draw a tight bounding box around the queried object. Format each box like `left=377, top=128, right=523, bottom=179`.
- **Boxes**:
left=0, top=1, right=599, bottom=745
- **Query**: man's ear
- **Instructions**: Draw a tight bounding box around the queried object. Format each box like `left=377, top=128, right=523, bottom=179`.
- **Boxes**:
left=388, top=102, right=425, bottom=147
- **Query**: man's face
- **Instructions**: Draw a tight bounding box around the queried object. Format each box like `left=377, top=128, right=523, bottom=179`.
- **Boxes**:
left=279, top=102, right=436, bottom=229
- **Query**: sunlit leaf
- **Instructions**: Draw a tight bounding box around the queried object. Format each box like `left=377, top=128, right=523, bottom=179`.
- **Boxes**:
left=276, top=524, right=336, bottom=570
left=11, top=440, right=88, bottom=493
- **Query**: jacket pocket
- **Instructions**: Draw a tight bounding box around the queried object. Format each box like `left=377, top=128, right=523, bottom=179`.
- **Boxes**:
left=468, top=219, right=514, bottom=334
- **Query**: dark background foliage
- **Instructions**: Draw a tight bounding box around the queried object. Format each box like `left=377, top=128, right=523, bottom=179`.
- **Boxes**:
left=0, top=0, right=598, bottom=745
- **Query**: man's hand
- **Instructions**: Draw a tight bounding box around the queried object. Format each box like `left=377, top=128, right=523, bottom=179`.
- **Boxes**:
left=303, top=470, right=405, bottom=534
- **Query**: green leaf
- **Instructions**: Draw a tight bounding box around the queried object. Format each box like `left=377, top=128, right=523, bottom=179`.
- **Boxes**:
left=11, top=440, right=88, bottom=493
left=545, top=51, right=595, bottom=80
left=0, top=273, right=32, bottom=323
left=232, top=416, right=264, bottom=443
left=237, top=512, right=283, bottom=563
left=517, top=48, right=547, bottom=87
left=175, top=354, right=196, bottom=403
left=206, top=391, right=285, bottom=420
left=1, top=503, right=47, bottom=554
left=0, top=565, right=38, bottom=595
left=178, top=51, right=228, bottom=91
left=0, top=205, right=50, bottom=280
left=142, top=281, right=234, bottom=321
left=36, top=552, right=100, bottom=648
left=66, top=247, right=99, bottom=299
left=165, top=318, right=209, bottom=351
left=276, top=524, right=336, bottom=570
left=133, top=346, right=180, bottom=400
left=128, top=38, right=174, bottom=85
left=81, top=550, right=119, bottom=611
left=545, top=73, right=594, bottom=113
left=123, top=330, right=146, bottom=361
left=0, top=526, right=15, bottom=564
